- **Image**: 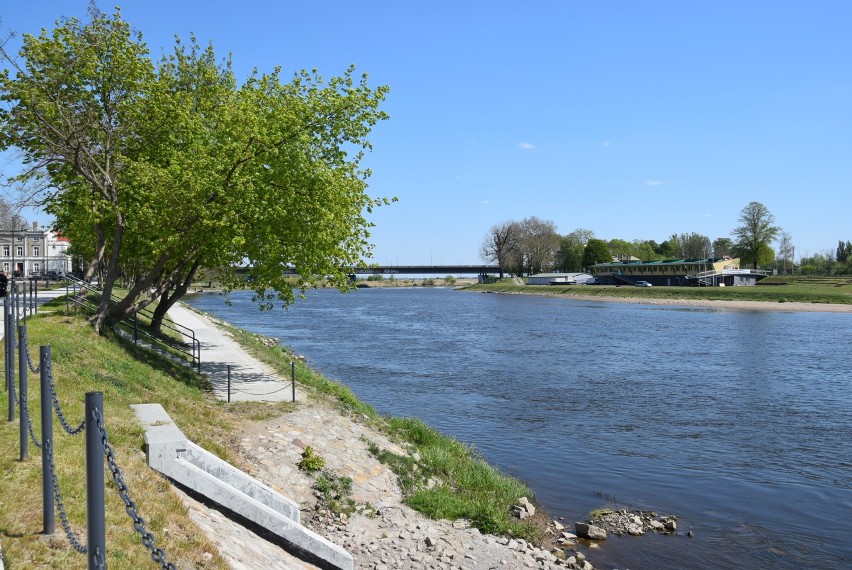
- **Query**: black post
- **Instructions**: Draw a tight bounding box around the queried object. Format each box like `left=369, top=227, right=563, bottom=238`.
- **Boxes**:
left=133, top=315, right=138, bottom=343
left=19, top=324, right=27, bottom=461
left=33, top=279, right=38, bottom=315
left=40, top=346, right=54, bottom=534
left=4, top=301, right=9, bottom=393
left=7, top=314, right=15, bottom=421
left=85, top=391, right=106, bottom=569
left=227, top=365, right=231, bottom=403
left=291, top=362, right=296, bottom=403
left=65, top=281, right=69, bottom=313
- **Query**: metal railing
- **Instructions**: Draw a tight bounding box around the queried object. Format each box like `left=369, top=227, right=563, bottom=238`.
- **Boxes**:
left=60, top=275, right=200, bottom=371
left=4, top=316, right=175, bottom=569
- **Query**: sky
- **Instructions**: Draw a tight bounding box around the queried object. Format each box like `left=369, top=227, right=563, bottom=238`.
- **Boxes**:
left=2, top=1, right=851, bottom=265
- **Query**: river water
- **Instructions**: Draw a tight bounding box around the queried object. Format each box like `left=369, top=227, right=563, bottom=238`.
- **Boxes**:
left=185, top=287, right=852, bottom=569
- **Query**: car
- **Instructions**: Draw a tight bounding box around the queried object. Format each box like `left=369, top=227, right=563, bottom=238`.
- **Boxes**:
left=635, top=281, right=653, bottom=287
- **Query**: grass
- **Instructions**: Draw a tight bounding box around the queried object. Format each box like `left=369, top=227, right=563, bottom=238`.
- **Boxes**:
left=462, top=275, right=852, bottom=305
left=0, top=311, right=277, bottom=569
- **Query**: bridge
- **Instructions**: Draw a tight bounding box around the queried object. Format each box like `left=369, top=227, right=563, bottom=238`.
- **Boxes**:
left=237, top=265, right=502, bottom=277
left=345, top=264, right=500, bottom=276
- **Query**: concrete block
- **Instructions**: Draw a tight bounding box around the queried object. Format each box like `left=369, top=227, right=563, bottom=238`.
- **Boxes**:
left=131, top=403, right=352, bottom=570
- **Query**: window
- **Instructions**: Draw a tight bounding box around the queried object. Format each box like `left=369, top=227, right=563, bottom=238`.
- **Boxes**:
left=2, top=245, right=8, bottom=256
left=33, top=246, right=40, bottom=256
left=33, top=262, right=41, bottom=273
left=2, top=262, right=8, bottom=272
left=16, top=246, right=24, bottom=256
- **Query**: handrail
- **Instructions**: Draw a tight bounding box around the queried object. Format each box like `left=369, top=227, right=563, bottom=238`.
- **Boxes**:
left=60, top=276, right=200, bottom=370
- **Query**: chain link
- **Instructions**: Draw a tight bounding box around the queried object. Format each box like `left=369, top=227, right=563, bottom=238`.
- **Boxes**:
left=21, top=327, right=40, bottom=373
left=45, top=358, right=85, bottom=435
left=20, top=391, right=42, bottom=449
left=45, top=438, right=88, bottom=554
left=93, top=409, right=176, bottom=570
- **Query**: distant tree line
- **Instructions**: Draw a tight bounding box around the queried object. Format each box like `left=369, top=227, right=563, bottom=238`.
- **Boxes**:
left=481, top=201, right=804, bottom=276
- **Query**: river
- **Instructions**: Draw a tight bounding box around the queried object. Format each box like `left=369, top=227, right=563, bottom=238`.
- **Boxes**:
left=185, top=287, right=852, bottom=569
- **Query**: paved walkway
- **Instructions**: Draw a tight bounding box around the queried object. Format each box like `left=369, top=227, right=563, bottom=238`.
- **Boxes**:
left=168, top=303, right=300, bottom=402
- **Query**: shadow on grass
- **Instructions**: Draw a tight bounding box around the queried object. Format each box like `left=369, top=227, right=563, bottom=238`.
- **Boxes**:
left=108, top=329, right=212, bottom=392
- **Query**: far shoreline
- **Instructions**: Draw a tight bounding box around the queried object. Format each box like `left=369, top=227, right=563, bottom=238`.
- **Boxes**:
left=464, top=287, right=852, bottom=313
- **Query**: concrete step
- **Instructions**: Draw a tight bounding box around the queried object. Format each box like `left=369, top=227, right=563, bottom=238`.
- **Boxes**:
left=132, top=404, right=352, bottom=570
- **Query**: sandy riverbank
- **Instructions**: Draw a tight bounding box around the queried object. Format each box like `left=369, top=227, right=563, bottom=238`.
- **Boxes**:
left=470, top=288, right=852, bottom=313
left=549, top=293, right=852, bottom=313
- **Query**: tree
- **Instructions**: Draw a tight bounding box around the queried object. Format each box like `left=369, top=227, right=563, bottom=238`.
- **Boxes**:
left=835, top=240, right=851, bottom=264
left=480, top=221, right=519, bottom=278
left=557, top=228, right=595, bottom=272
left=712, top=237, right=734, bottom=258
left=0, top=196, right=26, bottom=230
left=582, top=239, right=611, bottom=269
left=777, top=231, right=795, bottom=274
left=1, top=7, right=391, bottom=332
left=732, top=202, right=780, bottom=269
left=515, top=217, right=560, bottom=275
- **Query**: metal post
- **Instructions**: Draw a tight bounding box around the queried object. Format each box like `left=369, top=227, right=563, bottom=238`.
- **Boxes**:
left=19, top=324, right=27, bottom=461
left=65, top=280, right=69, bottom=313
left=133, top=315, right=138, bottom=343
left=4, top=301, right=9, bottom=393
left=85, top=391, right=106, bottom=569
left=7, top=314, right=15, bottom=421
left=33, top=279, right=38, bottom=315
left=291, top=362, right=296, bottom=403
left=227, top=365, right=231, bottom=403
left=40, top=346, right=55, bottom=534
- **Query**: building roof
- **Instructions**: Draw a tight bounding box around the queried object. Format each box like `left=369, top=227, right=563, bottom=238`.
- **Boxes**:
left=593, top=257, right=726, bottom=267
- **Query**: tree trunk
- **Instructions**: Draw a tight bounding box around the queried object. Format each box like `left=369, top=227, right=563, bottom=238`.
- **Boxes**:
left=149, top=261, right=200, bottom=333
left=92, top=215, right=126, bottom=333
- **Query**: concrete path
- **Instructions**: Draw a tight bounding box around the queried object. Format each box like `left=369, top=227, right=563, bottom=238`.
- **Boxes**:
left=167, top=304, right=299, bottom=403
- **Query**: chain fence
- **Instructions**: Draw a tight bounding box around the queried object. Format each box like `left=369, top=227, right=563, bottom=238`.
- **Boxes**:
left=3, top=318, right=175, bottom=569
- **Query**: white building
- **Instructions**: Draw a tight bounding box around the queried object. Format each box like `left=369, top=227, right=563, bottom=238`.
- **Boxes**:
left=0, top=221, right=71, bottom=278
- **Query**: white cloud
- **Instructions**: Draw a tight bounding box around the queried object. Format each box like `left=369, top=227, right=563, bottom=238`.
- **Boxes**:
left=644, top=180, right=669, bottom=187
left=601, top=141, right=612, bottom=148
left=481, top=200, right=491, bottom=206
left=519, top=142, right=535, bottom=150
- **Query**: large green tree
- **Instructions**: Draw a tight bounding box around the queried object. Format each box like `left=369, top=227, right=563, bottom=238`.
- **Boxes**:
left=582, top=238, right=611, bottom=269
left=1, top=7, right=390, bottom=332
left=732, top=201, right=779, bottom=269
left=557, top=228, right=594, bottom=272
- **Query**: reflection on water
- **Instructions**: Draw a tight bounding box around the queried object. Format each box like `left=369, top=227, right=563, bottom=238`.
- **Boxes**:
left=186, top=288, right=852, bottom=570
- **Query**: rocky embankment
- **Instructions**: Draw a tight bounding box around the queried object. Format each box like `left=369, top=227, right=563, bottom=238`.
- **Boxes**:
left=233, top=399, right=608, bottom=570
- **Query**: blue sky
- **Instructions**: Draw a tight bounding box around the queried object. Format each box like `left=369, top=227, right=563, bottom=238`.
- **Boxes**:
left=2, top=1, right=850, bottom=264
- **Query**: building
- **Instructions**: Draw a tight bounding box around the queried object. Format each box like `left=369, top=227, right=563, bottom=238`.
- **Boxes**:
left=0, top=222, right=71, bottom=278
left=528, top=272, right=596, bottom=285
left=589, top=257, right=768, bottom=286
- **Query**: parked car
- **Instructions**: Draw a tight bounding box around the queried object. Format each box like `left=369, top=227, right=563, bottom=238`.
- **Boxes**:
left=635, top=281, right=653, bottom=287
left=46, top=270, right=64, bottom=280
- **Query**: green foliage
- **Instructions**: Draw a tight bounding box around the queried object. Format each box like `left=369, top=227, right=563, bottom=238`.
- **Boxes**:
left=298, top=445, right=326, bottom=472
left=1, top=6, right=392, bottom=330
left=371, top=416, right=541, bottom=542
left=582, top=239, right=612, bottom=268
left=314, top=470, right=356, bottom=515
left=732, top=201, right=780, bottom=269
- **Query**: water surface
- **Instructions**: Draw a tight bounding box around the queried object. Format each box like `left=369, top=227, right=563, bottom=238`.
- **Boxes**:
left=186, top=288, right=852, bottom=569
